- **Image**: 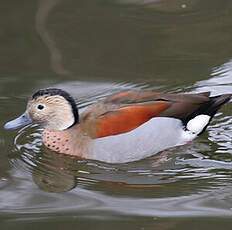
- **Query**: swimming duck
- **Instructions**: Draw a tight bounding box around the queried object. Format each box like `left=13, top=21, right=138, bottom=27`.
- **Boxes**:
left=4, top=88, right=231, bottom=163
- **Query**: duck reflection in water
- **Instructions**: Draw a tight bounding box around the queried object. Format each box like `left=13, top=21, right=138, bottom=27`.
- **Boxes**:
left=4, top=88, right=231, bottom=163
left=32, top=149, right=78, bottom=193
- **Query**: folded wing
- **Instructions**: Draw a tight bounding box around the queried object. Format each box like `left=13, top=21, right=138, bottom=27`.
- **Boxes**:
left=91, top=90, right=212, bottom=138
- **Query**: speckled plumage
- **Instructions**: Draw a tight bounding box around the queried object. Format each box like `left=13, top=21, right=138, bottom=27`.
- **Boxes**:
left=4, top=88, right=231, bottom=163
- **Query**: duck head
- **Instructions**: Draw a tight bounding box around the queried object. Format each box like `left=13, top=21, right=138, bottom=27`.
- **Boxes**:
left=4, top=88, right=79, bottom=131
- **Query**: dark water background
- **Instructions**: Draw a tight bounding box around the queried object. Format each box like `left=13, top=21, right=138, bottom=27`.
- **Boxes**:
left=1, top=0, right=232, bottom=229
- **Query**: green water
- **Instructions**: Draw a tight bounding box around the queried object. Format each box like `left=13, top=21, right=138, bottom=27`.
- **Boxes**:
left=1, top=0, right=232, bottom=229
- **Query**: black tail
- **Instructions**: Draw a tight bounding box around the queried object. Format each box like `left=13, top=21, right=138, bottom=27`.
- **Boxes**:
left=201, top=94, right=231, bottom=117
left=185, top=94, right=231, bottom=135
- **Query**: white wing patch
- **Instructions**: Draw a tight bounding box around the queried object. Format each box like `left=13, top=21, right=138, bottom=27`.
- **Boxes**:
left=186, top=115, right=211, bottom=134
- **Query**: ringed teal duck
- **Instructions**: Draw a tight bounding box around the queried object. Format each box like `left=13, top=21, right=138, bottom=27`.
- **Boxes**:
left=4, top=88, right=231, bottom=163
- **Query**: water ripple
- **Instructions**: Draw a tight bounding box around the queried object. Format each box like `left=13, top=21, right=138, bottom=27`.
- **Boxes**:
left=2, top=79, right=232, bottom=219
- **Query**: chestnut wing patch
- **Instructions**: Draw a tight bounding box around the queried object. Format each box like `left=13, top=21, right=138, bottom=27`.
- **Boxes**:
left=95, top=102, right=170, bottom=138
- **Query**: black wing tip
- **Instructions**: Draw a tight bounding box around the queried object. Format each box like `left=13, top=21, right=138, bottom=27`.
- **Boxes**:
left=202, top=94, right=231, bottom=117
left=210, top=93, right=231, bottom=106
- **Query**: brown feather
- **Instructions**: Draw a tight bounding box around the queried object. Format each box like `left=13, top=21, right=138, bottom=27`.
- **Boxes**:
left=95, top=102, right=170, bottom=138
left=80, top=90, right=228, bottom=138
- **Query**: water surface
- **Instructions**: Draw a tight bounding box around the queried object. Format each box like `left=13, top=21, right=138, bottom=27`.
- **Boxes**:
left=1, top=0, right=232, bottom=229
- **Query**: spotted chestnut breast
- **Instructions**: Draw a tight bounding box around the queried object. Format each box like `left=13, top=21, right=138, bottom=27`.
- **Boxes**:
left=43, top=129, right=72, bottom=154
left=4, top=88, right=231, bottom=163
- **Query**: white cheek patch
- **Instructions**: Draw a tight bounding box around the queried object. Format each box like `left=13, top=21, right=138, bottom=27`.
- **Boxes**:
left=42, top=95, right=76, bottom=131
left=58, top=115, right=75, bottom=130
left=186, top=115, right=211, bottom=134
left=55, top=104, right=75, bottom=130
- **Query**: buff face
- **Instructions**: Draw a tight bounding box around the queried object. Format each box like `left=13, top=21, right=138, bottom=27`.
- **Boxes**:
left=4, top=95, right=75, bottom=131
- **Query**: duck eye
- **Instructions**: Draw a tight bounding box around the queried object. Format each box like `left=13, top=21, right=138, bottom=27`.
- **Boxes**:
left=37, top=104, right=45, bottom=110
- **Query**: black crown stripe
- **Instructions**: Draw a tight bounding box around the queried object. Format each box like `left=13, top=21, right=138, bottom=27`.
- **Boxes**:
left=32, top=88, right=79, bottom=127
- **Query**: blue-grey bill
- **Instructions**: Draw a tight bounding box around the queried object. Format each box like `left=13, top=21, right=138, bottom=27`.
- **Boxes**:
left=4, top=112, right=32, bottom=130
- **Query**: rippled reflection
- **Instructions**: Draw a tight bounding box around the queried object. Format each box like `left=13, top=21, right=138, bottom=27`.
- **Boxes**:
left=4, top=80, right=231, bottom=202
left=1, top=0, right=232, bottom=225
left=194, top=59, right=232, bottom=96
